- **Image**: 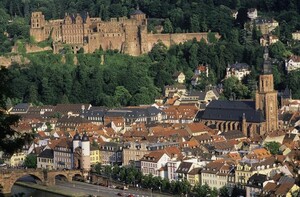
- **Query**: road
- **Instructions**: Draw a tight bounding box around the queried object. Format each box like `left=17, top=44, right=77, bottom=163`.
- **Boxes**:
left=55, top=180, right=171, bottom=197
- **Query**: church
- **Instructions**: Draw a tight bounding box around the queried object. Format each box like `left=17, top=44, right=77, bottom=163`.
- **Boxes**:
left=199, top=48, right=278, bottom=137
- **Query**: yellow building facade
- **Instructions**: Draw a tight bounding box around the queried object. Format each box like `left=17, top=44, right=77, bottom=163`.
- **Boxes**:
left=90, top=149, right=101, bottom=165
left=3, top=152, right=26, bottom=167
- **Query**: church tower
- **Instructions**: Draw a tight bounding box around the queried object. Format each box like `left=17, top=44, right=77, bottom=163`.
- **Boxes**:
left=255, top=47, right=278, bottom=132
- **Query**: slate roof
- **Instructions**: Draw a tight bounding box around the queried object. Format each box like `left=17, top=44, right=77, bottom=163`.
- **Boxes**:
left=176, top=162, right=193, bottom=173
left=81, top=106, right=107, bottom=118
left=278, top=175, right=295, bottom=184
left=10, top=103, right=31, bottom=113
left=255, top=17, right=277, bottom=25
left=54, top=104, right=91, bottom=115
left=187, top=90, right=206, bottom=100
left=105, top=106, right=164, bottom=119
left=247, top=174, right=267, bottom=188
left=131, top=9, right=145, bottom=15
left=38, top=149, right=54, bottom=159
left=188, top=167, right=201, bottom=175
left=200, top=100, right=265, bottom=123
left=65, top=12, right=89, bottom=23
left=228, top=63, right=250, bottom=70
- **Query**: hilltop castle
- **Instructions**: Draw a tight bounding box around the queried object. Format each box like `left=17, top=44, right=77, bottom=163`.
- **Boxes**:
left=30, top=10, right=219, bottom=56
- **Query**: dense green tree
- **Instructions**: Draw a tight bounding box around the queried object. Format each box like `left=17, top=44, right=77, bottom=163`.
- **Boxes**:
left=219, top=186, right=230, bottom=197
left=112, top=164, right=120, bottom=179
left=94, top=163, right=102, bottom=175
left=223, top=76, right=250, bottom=99
left=0, top=67, right=32, bottom=154
left=264, top=141, right=281, bottom=155
left=23, top=154, right=37, bottom=168
left=190, top=15, right=200, bottom=32
left=113, top=86, right=131, bottom=106
left=269, top=41, right=291, bottom=59
left=193, top=183, right=217, bottom=197
left=163, top=19, right=173, bottom=33
left=287, top=70, right=300, bottom=98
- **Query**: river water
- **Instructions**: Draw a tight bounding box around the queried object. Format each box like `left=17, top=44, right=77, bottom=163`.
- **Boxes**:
left=0, top=175, right=66, bottom=197
left=9, top=184, right=65, bottom=197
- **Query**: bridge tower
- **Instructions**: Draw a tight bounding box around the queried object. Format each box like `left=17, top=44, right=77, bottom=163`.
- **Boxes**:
left=81, top=133, right=90, bottom=172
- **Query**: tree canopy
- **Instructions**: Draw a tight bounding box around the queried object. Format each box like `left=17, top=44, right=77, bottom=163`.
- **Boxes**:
left=23, top=154, right=37, bottom=168
left=264, top=141, right=281, bottom=155
left=0, top=0, right=300, bottom=106
left=0, top=67, right=33, bottom=154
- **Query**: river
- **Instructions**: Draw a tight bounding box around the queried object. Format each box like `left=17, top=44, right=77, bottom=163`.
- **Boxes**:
left=0, top=176, right=66, bottom=197
left=8, top=184, right=65, bottom=197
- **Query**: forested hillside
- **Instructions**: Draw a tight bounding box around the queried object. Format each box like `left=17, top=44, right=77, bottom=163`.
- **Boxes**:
left=1, top=0, right=300, bottom=106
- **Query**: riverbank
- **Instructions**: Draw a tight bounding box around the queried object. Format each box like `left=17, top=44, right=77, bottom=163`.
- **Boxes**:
left=15, top=182, right=85, bottom=197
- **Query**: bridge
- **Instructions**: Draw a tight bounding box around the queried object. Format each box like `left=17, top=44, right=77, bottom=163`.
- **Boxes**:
left=0, top=169, right=85, bottom=194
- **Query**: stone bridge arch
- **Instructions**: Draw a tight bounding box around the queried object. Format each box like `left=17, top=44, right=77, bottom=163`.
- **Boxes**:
left=71, top=172, right=84, bottom=181
left=46, top=170, right=83, bottom=186
left=0, top=169, right=85, bottom=194
left=0, top=169, right=44, bottom=194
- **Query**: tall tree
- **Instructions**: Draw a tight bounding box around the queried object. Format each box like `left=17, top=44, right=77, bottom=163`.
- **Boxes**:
left=23, top=154, right=37, bottom=168
left=0, top=67, right=32, bottom=154
left=163, top=19, right=173, bottom=33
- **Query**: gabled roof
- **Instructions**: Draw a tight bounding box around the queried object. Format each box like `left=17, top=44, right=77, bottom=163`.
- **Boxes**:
left=186, top=90, right=206, bottom=100
left=275, top=182, right=295, bottom=196
left=38, top=149, right=54, bottom=159
left=289, top=55, right=300, bottom=63
left=176, top=162, right=193, bottom=173
left=263, top=182, right=277, bottom=193
left=220, top=130, right=246, bottom=140
left=131, top=9, right=145, bottom=15
left=247, top=174, right=267, bottom=188
left=228, top=63, right=250, bottom=70
left=141, top=150, right=167, bottom=163
left=185, top=122, right=213, bottom=133
left=54, top=138, right=72, bottom=149
left=173, top=71, right=184, bottom=77
left=10, top=103, right=31, bottom=113
left=54, top=104, right=91, bottom=114
left=200, top=100, right=265, bottom=123
left=255, top=17, right=277, bottom=25
left=188, top=167, right=201, bottom=175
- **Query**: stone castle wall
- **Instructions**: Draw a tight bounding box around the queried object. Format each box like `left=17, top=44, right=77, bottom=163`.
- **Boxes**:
left=30, top=11, right=220, bottom=56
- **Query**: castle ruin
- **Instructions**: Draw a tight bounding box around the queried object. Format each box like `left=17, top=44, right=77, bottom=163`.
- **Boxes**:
left=30, top=9, right=220, bottom=56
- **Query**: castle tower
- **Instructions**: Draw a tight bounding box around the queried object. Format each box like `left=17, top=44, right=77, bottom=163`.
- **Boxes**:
left=123, top=8, right=147, bottom=56
left=255, top=47, right=278, bottom=132
left=81, top=133, right=90, bottom=171
left=30, top=12, right=46, bottom=42
left=130, top=6, right=146, bottom=22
